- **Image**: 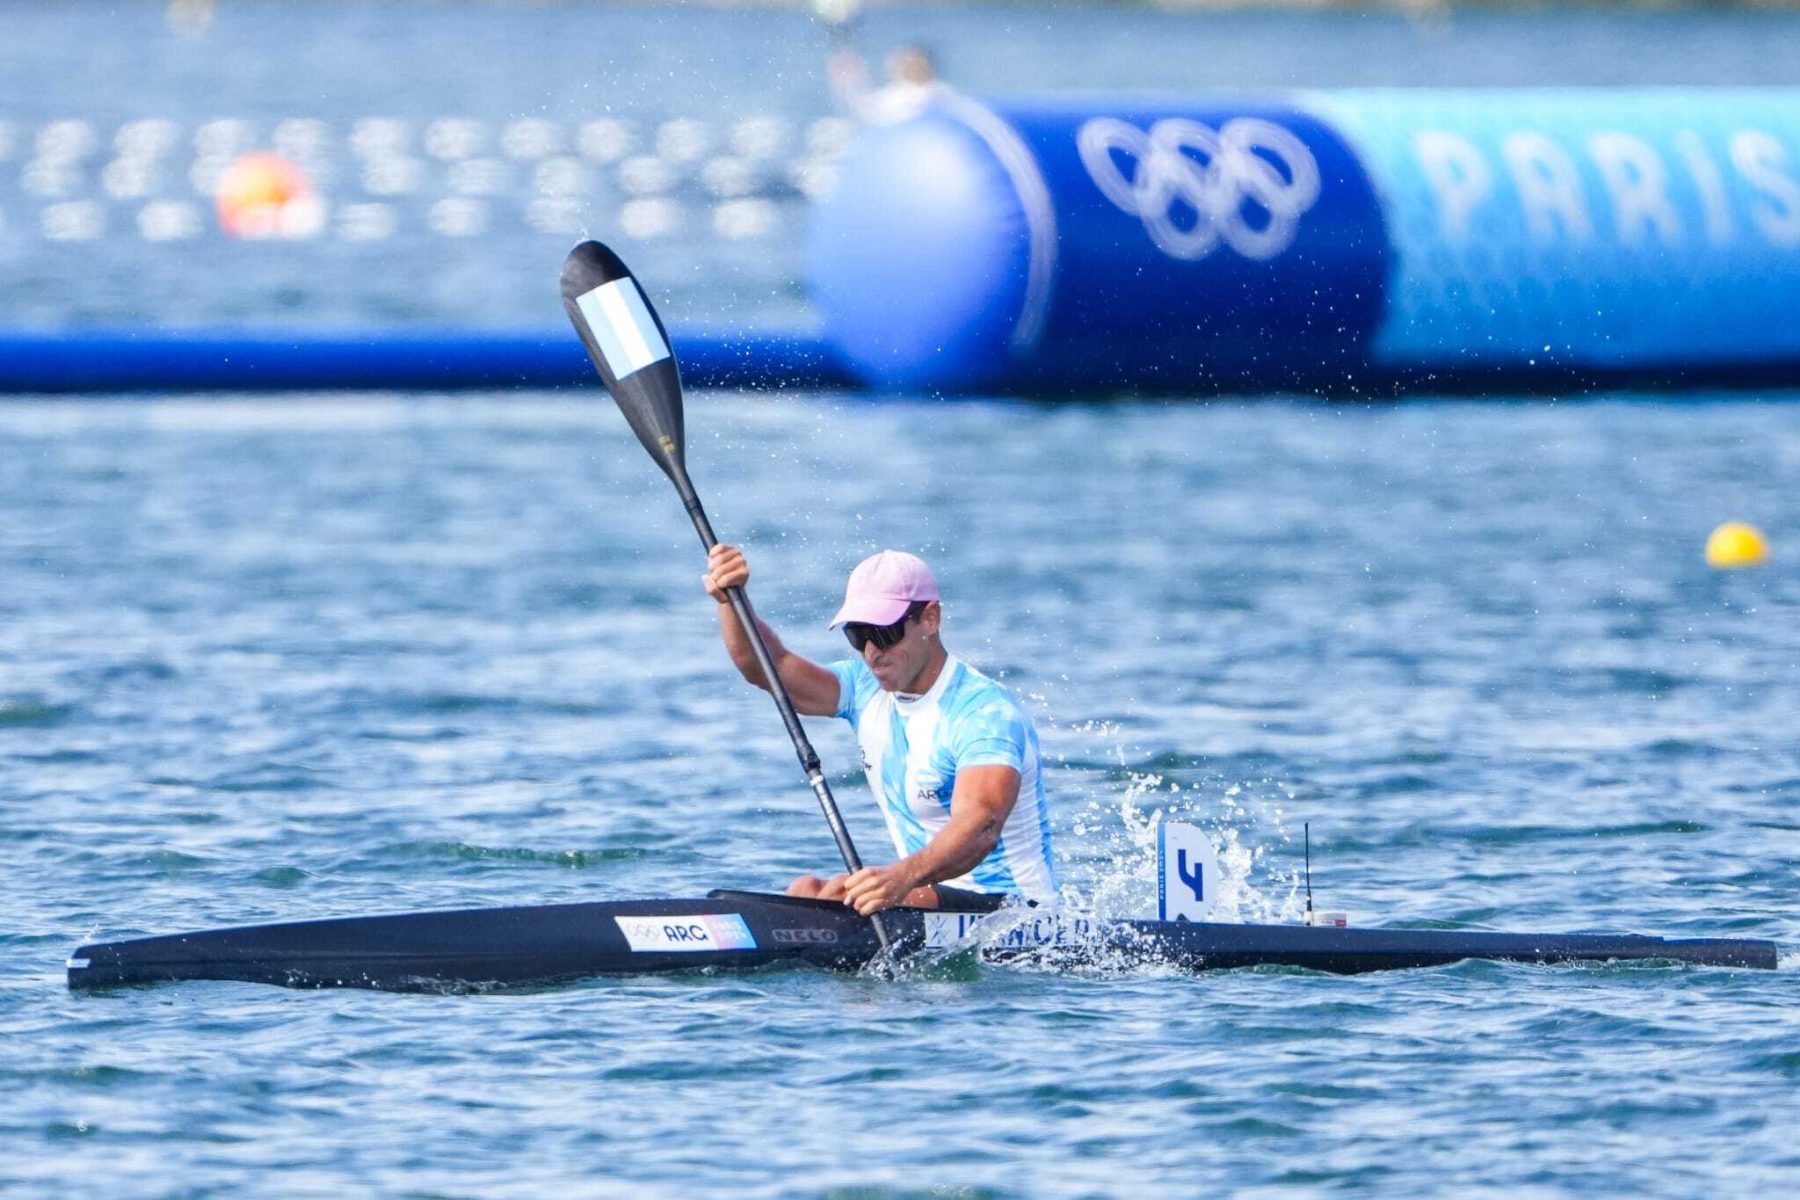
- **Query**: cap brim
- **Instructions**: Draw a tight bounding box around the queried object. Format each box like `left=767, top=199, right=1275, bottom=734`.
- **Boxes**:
left=828, top=595, right=917, bottom=629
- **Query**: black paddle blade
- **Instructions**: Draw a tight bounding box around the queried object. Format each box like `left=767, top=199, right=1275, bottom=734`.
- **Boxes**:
left=560, top=240, right=687, bottom=485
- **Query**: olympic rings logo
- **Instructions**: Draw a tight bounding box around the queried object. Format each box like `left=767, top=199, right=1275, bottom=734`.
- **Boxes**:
left=1076, top=116, right=1323, bottom=262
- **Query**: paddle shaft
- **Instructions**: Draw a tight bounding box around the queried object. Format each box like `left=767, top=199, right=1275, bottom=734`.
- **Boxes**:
left=557, top=241, right=891, bottom=954
left=672, top=479, right=893, bottom=951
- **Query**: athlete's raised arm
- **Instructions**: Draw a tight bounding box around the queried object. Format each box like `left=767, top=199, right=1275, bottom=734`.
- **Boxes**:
left=703, top=544, right=841, bottom=718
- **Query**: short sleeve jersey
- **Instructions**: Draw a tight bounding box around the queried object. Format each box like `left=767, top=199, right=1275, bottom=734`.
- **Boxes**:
left=824, top=654, right=1056, bottom=899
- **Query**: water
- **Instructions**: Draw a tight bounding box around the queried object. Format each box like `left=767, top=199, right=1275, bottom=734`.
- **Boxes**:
left=3, top=393, right=1797, bottom=1195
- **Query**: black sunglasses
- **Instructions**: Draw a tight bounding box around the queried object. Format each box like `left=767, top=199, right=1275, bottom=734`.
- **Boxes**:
left=844, top=601, right=929, bottom=653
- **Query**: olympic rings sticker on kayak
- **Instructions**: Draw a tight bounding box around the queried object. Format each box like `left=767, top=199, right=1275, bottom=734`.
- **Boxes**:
left=614, top=914, right=758, bottom=952
left=1076, top=116, right=1322, bottom=262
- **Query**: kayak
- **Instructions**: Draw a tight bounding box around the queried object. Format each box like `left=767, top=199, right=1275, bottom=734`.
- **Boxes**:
left=66, top=888, right=1777, bottom=992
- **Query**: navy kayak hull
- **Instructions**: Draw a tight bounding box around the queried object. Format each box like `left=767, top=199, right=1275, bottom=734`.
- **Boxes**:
left=66, top=890, right=1778, bottom=992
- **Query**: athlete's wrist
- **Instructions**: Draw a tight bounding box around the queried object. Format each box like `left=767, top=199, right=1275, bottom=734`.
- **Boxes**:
left=895, top=855, right=931, bottom=891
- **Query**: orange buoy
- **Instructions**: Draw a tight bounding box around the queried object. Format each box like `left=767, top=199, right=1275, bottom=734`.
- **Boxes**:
left=214, top=151, right=323, bottom=239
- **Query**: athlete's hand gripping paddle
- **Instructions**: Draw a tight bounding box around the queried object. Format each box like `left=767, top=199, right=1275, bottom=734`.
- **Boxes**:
left=560, top=241, right=893, bottom=954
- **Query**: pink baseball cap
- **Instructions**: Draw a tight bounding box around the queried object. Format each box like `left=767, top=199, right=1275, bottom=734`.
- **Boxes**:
left=828, top=550, right=940, bottom=628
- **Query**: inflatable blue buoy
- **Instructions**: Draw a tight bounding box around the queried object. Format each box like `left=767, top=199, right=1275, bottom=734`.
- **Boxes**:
left=810, top=94, right=1388, bottom=393
left=810, top=89, right=1800, bottom=394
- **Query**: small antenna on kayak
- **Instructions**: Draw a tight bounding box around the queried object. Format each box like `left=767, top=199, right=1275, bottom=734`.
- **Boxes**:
left=1300, top=824, right=1349, bottom=929
left=1304, top=822, right=1314, bottom=922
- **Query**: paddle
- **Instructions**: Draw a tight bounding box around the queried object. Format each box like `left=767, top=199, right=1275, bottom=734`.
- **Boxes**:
left=559, top=240, right=893, bottom=953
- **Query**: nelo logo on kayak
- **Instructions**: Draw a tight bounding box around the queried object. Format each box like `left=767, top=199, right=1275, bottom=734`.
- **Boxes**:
left=772, top=927, right=839, bottom=945
left=614, top=913, right=758, bottom=953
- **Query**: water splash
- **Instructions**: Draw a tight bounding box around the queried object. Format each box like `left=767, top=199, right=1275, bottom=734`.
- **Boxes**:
left=1059, top=757, right=1305, bottom=926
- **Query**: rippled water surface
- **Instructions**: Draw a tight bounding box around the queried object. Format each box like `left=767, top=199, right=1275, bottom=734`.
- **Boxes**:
left=3, top=393, right=1797, bottom=1196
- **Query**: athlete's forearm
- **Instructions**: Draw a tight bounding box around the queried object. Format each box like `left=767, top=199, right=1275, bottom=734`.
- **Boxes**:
left=717, top=603, right=826, bottom=702
left=716, top=601, right=786, bottom=689
left=898, top=807, right=1003, bottom=889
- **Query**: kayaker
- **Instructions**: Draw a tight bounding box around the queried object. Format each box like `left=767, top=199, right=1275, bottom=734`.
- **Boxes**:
left=704, top=544, right=1057, bottom=915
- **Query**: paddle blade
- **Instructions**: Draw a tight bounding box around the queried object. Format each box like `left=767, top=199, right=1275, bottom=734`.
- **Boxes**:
left=560, top=240, right=687, bottom=484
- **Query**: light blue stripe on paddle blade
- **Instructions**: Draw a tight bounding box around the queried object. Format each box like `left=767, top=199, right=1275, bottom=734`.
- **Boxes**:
left=574, top=278, right=671, bottom=379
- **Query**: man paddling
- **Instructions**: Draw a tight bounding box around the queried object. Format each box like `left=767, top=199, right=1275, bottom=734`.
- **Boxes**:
left=704, top=545, right=1056, bottom=916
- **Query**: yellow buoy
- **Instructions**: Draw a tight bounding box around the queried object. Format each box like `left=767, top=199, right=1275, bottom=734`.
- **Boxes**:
left=1705, top=521, right=1769, bottom=569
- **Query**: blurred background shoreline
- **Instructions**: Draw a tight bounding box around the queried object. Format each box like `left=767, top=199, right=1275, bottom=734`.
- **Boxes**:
left=8, top=3, right=1799, bottom=335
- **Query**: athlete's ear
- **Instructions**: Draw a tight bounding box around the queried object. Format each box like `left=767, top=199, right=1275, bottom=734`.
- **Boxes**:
left=919, top=601, right=942, bottom=635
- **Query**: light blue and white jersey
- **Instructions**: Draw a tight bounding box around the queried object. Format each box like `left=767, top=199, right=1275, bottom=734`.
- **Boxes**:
left=825, top=654, right=1057, bottom=899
